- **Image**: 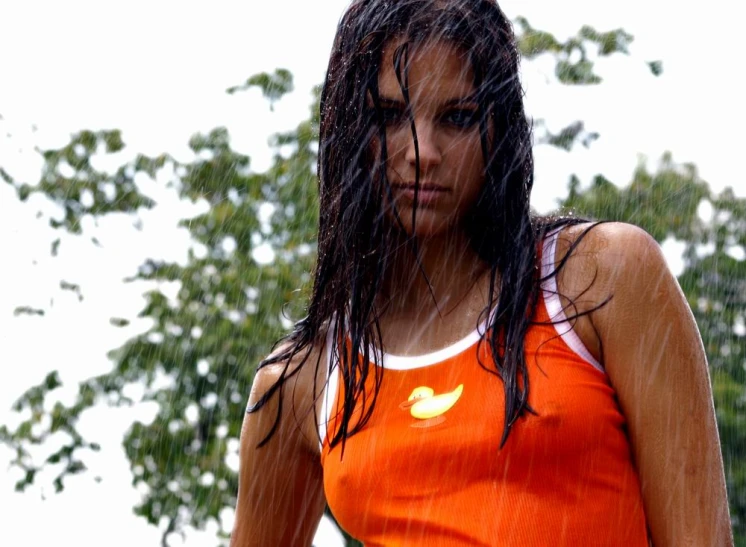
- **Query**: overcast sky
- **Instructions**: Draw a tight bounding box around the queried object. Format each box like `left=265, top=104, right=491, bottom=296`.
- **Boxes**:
left=1, top=0, right=744, bottom=545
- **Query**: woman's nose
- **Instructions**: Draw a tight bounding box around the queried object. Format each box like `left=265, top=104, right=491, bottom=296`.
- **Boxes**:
left=405, top=122, right=441, bottom=171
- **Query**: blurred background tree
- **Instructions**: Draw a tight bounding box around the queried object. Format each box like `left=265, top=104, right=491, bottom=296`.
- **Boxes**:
left=1, top=17, right=743, bottom=547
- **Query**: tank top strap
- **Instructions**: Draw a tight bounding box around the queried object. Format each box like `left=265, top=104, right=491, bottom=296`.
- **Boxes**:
left=539, top=227, right=604, bottom=373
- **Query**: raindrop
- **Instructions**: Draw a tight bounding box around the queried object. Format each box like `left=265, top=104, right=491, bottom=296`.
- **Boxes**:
left=79, top=188, right=94, bottom=208
left=184, top=404, right=199, bottom=424
left=201, top=393, right=218, bottom=409
left=196, top=359, right=210, bottom=376
left=192, top=242, right=208, bottom=259
left=734, top=317, right=745, bottom=336
left=252, top=242, right=275, bottom=265
left=726, top=245, right=745, bottom=261
left=199, top=473, right=215, bottom=487
left=147, top=331, right=164, bottom=344
left=222, top=236, right=237, bottom=254
left=100, top=181, right=116, bottom=201
left=697, top=199, right=713, bottom=221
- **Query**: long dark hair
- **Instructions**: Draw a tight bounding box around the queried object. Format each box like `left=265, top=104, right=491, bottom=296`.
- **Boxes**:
left=251, top=0, right=593, bottom=450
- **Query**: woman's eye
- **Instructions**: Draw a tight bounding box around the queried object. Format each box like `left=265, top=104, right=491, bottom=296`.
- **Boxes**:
left=379, top=106, right=406, bottom=126
left=443, top=108, right=479, bottom=128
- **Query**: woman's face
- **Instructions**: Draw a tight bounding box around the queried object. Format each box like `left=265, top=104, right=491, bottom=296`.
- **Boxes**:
left=373, top=38, right=489, bottom=238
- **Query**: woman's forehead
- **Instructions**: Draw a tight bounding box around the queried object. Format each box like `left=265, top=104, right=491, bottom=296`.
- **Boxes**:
left=378, top=39, right=476, bottom=100
left=380, top=36, right=470, bottom=66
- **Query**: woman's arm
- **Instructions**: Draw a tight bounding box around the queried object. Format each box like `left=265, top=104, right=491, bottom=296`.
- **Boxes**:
left=230, top=358, right=326, bottom=547
left=586, top=223, right=732, bottom=546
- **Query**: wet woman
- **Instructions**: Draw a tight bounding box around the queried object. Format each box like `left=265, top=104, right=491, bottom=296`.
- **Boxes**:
left=230, top=0, right=732, bottom=545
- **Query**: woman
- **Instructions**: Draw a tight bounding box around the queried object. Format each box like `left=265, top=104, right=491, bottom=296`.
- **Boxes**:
left=230, top=0, right=732, bottom=545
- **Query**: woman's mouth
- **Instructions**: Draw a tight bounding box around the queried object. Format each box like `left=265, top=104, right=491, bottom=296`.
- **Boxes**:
left=390, top=182, right=450, bottom=205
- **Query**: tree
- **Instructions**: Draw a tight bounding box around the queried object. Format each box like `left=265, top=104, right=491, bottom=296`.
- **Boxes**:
left=2, top=19, right=743, bottom=547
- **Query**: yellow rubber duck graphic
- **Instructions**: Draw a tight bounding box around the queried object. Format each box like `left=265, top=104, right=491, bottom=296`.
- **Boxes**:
left=399, top=385, right=463, bottom=427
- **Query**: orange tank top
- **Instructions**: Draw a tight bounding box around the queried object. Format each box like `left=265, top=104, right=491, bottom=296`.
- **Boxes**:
left=319, top=230, right=649, bottom=546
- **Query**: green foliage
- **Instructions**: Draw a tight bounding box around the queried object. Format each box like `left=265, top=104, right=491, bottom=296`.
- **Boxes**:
left=539, top=121, right=599, bottom=151
left=516, top=18, right=636, bottom=84
left=518, top=21, right=656, bottom=151
left=562, top=153, right=709, bottom=241
left=13, top=306, right=45, bottom=317
left=2, top=72, right=318, bottom=544
left=648, top=60, right=664, bottom=76
left=0, top=370, right=101, bottom=495
left=226, top=68, right=295, bottom=110
left=4, top=129, right=158, bottom=234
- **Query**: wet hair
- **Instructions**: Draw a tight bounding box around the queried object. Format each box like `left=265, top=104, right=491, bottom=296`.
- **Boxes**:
left=250, top=0, right=596, bottom=450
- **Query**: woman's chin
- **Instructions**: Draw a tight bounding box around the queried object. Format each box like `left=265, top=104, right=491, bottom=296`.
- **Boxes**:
left=390, top=216, right=456, bottom=240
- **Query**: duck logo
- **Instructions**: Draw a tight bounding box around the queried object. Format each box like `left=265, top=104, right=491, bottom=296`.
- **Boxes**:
left=399, top=384, right=463, bottom=428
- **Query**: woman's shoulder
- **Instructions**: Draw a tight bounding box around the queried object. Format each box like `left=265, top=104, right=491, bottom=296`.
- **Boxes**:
left=252, top=340, right=327, bottom=398
left=555, top=220, right=679, bottom=332
left=553, top=221, right=664, bottom=289
left=233, top=336, right=328, bottom=545
left=249, top=333, right=330, bottom=455
left=549, top=221, right=665, bottom=363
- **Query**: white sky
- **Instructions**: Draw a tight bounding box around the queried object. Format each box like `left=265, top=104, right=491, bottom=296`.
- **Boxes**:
left=0, top=0, right=744, bottom=545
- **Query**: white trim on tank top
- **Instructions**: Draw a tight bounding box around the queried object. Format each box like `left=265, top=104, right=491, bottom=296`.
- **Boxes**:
left=376, top=309, right=496, bottom=370
left=540, top=228, right=604, bottom=374
left=318, top=228, right=604, bottom=445
left=319, top=321, right=340, bottom=446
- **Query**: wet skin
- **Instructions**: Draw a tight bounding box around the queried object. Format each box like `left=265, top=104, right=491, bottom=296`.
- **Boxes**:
left=372, top=39, right=491, bottom=239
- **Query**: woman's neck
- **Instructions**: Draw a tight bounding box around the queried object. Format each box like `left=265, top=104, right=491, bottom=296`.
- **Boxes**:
left=379, top=229, right=491, bottom=323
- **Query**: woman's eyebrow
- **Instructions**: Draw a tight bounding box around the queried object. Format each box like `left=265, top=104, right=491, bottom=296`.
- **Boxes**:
left=377, top=95, right=479, bottom=108
left=378, top=96, right=405, bottom=107
left=441, top=95, right=479, bottom=107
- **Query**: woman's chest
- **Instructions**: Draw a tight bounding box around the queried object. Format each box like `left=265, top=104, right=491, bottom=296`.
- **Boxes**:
left=322, top=350, right=624, bottom=505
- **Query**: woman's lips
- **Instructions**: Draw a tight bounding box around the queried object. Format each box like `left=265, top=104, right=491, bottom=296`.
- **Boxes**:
left=391, top=183, right=449, bottom=205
